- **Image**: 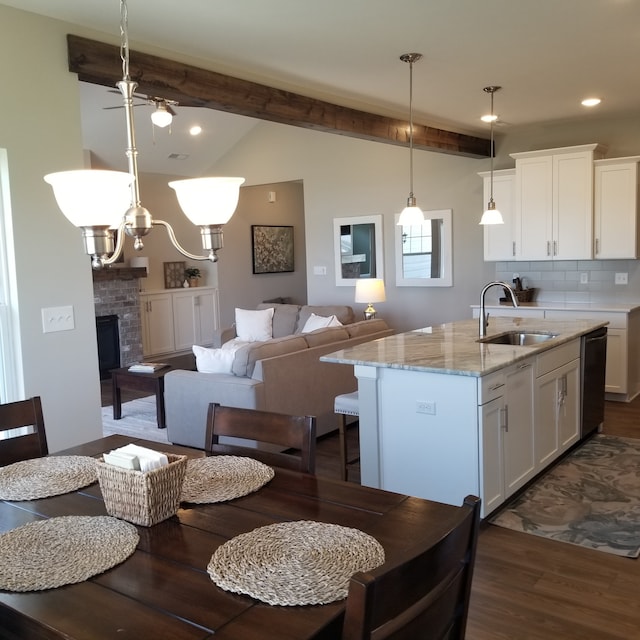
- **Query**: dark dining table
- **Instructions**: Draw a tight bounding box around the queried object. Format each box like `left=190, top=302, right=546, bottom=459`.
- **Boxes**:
left=0, top=435, right=463, bottom=640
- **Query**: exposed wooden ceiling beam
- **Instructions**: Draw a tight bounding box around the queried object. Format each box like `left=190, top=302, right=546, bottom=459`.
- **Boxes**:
left=67, top=34, right=489, bottom=158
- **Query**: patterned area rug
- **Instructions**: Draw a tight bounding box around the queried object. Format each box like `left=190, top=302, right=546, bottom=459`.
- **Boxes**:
left=490, top=434, right=640, bottom=558
left=101, top=396, right=169, bottom=444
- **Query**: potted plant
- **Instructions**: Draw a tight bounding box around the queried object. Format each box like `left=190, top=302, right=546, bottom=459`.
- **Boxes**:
left=184, top=267, right=202, bottom=287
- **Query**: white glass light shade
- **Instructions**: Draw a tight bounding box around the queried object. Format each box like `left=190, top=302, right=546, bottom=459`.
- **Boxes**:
left=151, top=106, right=173, bottom=128
left=397, top=204, right=425, bottom=226
left=354, top=278, right=386, bottom=304
left=168, top=177, right=245, bottom=226
left=44, top=170, right=133, bottom=228
left=479, top=204, right=504, bottom=225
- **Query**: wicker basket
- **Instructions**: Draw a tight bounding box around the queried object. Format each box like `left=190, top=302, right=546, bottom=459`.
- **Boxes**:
left=514, top=288, right=536, bottom=303
left=96, top=454, right=188, bottom=526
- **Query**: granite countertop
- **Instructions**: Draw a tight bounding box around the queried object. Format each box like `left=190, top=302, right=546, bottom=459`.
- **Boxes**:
left=321, top=317, right=608, bottom=377
left=470, top=301, right=640, bottom=313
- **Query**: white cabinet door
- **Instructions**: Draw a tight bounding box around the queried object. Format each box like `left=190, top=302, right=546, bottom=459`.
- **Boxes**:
left=605, top=328, right=626, bottom=394
left=140, top=293, right=174, bottom=356
left=173, top=288, right=220, bottom=352
left=480, top=169, right=517, bottom=261
left=553, top=151, right=594, bottom=260
left=503, top=359, right=536, bottom=497
left=516, top=155, right=553, bottom=260
left=594, top=158, right=640, bottom=259
left=479, top=395, right=505, bottom=514
left=535, top=358, right=580, bottom=468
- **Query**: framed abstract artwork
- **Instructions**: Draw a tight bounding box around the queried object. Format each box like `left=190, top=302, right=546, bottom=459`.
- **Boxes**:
left=251, top=225, right=294, bottom=274
left=163, top=261, right=186, bottom=289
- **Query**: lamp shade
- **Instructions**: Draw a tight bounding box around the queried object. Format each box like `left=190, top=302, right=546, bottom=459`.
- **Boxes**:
left=44, top=170, right=133, bottom=228
left=151, top=105, right=172, bottom=128
left=354, top=278, right=386, bottom=303
left=397, top=204, right=425, bottom=226
left=168, top=177, right=245, bottom=226
left=479, top=204, right=504, bottom=225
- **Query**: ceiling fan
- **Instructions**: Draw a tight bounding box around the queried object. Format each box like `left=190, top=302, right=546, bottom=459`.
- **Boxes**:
left=104, top=90, right=179, bottom=127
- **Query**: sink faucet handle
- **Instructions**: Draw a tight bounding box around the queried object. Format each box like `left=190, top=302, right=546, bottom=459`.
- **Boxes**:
left=486, top=312, right=490, bottom=327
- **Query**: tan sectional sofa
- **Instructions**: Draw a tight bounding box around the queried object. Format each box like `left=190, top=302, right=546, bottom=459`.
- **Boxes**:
left=164, top=303, right=393, bottom=449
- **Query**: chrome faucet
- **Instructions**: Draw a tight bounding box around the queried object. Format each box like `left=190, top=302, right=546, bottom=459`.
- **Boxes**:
left=479, top=281, right=519, bottom=338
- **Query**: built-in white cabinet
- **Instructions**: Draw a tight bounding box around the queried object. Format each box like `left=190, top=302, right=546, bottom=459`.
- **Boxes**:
left=479, top=169, right=517, bottom=261
left=511, top=144, right=605, bottom=260
left=140, top=287, right=219, bottom=357
left=593, top=157, right=640, bottom=259
left=140, top=292, right=175, bottom=356
left=534, top=339, right=580, bottom=468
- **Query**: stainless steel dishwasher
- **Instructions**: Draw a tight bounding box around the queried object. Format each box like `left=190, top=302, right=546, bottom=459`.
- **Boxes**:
left=581, top=326, right=608, bottom=437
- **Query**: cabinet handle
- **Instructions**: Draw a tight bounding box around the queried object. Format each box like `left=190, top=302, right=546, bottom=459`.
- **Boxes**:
left=502, top=405, right=509, bottom=432
left=553, top=240, right=558, bottom=256
left=512, top=241, right=516, bottom=257
left=490, top=383, right=505, bottom=391
left=546, top=241, right=551, bottom=256
left=517, top=362, right=531, bottom=370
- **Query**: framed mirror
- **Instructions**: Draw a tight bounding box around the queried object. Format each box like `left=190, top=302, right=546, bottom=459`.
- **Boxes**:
left=395, top=209, right=452, bottom=287
left=333, top=215, right=384, bottom=286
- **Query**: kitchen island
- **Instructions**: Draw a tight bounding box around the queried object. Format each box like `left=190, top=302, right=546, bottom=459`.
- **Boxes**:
left=321, top=317, right=607, bottom=517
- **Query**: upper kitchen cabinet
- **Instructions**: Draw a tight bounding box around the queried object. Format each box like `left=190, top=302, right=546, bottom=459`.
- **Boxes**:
left=511, top=144, right=605, bottom=261
left=479, top=168, right=516, bottom=261
left=593, top=157, right=640, bottom=259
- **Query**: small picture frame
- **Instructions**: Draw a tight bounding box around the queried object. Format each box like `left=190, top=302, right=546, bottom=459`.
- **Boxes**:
left=251, top=225, right=294, bottom=274
left=163, top=261, right=186, bottom=289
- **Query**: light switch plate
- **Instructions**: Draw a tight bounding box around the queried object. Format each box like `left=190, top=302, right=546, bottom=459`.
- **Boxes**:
left=615, top=272, right=628, bottom=285
left=41, top=305, right=75, bottom=333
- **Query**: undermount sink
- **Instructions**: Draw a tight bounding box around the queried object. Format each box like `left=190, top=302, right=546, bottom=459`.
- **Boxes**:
left=479, top=331, right=558, bottom=346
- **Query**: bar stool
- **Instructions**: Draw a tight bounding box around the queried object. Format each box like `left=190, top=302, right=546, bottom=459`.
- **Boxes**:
left=334, top=391, right=360, bottom=481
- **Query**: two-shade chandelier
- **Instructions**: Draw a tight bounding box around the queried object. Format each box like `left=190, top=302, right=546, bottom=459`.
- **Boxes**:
left=45, top=0, right=244, bottom=269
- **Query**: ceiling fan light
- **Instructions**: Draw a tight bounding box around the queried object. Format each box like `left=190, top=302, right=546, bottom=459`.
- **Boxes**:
left=168, top=177, right=246, bottom=226
left=151, top=105, right=173, bottom=128
left=44, top=169, right=133, bottom=228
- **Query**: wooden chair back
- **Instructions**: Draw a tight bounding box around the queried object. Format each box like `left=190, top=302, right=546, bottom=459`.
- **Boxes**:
left=205, top=403, right=317, bottom=474
left=0, top=396, right=48, bottom=467
left=341, top=495, right=481, bottom=640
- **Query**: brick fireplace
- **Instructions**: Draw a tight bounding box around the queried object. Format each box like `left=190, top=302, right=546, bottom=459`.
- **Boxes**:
left=92, top=267, right=146, bottom=370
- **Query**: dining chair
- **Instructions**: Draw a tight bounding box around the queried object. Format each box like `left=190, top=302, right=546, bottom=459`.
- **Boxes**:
left=0, top=396, right=48, bottom=466
left=205, top=403, right=317, bottom=474
left=341, top=494, right=481, bottom=640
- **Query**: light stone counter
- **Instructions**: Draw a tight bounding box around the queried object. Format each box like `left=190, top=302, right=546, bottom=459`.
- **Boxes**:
left=321, top=317, right=607, bottom=377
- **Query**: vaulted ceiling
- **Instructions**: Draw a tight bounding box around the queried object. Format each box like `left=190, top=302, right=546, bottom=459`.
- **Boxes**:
left=3, top=0, right=640, bottom=174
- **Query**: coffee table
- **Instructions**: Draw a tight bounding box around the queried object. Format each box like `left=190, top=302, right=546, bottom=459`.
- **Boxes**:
left=110, top=366, right=174, bottom=429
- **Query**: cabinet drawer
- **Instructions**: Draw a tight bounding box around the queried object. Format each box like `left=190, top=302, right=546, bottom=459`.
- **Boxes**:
left=479, top=370, right=506, bottom=405
left=536, top=339, right=580, bottom=377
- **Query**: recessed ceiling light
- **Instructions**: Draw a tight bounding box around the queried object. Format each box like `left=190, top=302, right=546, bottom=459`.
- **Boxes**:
left=189, top=125, right=202, bottom=136
left=581, top=98, right=601, bottom=107
left=481, top=114, right=498, bottom=123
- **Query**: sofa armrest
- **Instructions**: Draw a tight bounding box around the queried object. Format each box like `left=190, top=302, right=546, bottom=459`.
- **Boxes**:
left=164, top=369, right=264, bottom=448
left=212, top=326, right=237, bottom=348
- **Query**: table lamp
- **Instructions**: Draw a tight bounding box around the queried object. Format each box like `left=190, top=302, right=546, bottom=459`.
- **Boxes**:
left=355, top=278, right=386, bottom=320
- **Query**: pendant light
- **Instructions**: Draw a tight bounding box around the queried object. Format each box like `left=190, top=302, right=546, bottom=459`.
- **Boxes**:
left=479, top=86, right=504, bottom=225
left=397, top=53, right=424, bottom=226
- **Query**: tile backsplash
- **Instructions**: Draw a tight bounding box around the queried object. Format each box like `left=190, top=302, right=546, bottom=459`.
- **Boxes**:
left=494, top=260, right=640, bottom=304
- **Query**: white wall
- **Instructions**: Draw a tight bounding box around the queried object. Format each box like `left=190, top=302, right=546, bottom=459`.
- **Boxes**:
left=0, top=5, right=104, bottom=450
left=207, top=121, right=495, bottom=332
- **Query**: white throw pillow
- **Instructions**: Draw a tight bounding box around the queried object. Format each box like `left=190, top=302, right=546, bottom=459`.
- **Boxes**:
left=235, top=307, right=274, bottom=342
left=192, top=345, right=235, bottom=373
left=301, top=313, right=343, bottom=333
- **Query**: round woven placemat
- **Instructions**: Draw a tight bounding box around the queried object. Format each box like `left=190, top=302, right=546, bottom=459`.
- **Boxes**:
left=0, top=515, right=139, bottom=592
left=208, top=520, right=385, bottom=606
left=0, top=456, right=97, bottom=501
left=180, top=456, right=274, bottom=503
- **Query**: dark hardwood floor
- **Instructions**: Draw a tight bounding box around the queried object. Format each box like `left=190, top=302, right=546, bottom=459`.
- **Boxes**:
left=100, top=370, right=640, bottom=637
